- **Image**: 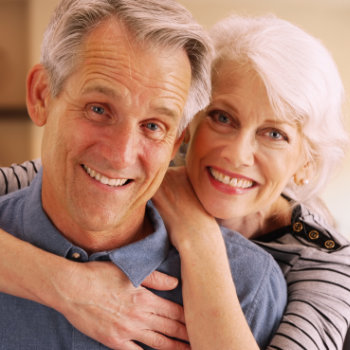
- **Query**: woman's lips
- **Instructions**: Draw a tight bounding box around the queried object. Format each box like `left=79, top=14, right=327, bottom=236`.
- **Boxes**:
left=206, top=166, right=256, bottom=194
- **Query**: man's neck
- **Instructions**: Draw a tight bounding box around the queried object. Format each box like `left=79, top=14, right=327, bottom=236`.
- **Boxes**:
left=69, top=215, right=154, bottom=254
left=43, top=201, right=154, bottom=254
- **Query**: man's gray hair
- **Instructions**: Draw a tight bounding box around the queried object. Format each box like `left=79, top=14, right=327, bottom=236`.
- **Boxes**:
left=41, top=0, right=212, bottom=133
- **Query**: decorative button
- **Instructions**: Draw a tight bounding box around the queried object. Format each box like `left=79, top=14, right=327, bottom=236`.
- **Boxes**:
left=308, top=230, right=320, bottom=240
left=324, top=240, right=336, bottom=249
left=293, top=222, right=303, bottom=232
left=71, top=252, right=81, bottom=259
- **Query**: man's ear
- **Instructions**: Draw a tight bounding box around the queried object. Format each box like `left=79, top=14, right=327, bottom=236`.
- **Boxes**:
left=171, top=129, right=187, bottom=159
left=183, top=128, right=190, bottom=144
left=26, top=64, right=51, bottom=127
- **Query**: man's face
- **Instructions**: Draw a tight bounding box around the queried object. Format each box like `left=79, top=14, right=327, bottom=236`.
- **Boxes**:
left=39, top=19, right=191, bottom=243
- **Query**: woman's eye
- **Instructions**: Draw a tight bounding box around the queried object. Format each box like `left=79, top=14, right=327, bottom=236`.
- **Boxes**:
left=208, top=110, right=232, bottom=125
left=266, top=129, right=288, bottom=142
left=217, top=113, right=230, bottom=124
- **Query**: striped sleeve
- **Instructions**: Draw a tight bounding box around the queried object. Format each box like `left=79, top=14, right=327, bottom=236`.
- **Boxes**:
left=261, top=241, right=350, bottom=350
left=0, top=159, right=42, bottom=195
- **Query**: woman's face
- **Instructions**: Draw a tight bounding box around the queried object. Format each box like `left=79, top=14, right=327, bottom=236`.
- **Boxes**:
left=186, top=62, right=306, bottom=220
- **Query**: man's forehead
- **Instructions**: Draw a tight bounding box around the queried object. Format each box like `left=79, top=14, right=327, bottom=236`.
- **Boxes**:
left=71, top=17, right=192, bottom=125
left=83, top=17, right=150, bottom=57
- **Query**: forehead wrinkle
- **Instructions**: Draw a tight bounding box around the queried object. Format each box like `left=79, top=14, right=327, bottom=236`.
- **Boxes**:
left=82, top=84, right=119, bottom=99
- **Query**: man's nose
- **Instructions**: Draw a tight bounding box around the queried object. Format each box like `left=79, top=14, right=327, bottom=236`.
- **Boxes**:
left=100, top=123, right=138, bottom=168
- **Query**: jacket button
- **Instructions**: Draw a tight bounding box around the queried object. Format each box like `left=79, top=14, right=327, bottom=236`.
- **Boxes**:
left=293, top=222, right=303, bottom=232
left=309, top=230, right=320, bottom=240
left=324, top=240, right=335, bottom=249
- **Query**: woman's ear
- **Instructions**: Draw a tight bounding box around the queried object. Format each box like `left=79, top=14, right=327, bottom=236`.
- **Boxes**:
left=26, top=64, right=51, bottom=127
left=293, top=160, right=315, bottom=186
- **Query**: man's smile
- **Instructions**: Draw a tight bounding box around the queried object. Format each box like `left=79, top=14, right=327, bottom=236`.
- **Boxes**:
left=83, top=165, right=130, bottom=187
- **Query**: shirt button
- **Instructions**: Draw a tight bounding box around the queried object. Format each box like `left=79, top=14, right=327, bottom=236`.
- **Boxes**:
left=293, top=222, right=303, bottom=232
left=324, top=240, right=336, bottom=249
left=308, top=230, right=320, bottom=240
left=71, top=252, right=81, bottom=259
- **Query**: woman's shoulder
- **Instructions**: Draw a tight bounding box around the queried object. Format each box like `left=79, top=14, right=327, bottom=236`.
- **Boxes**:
left=255, top=203, right=350, bottom=279
left=256, top=203, right=350, bottom=253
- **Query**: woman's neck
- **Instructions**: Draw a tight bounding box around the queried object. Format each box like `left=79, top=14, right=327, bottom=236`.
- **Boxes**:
left=217, top=196, right=292, bottom=239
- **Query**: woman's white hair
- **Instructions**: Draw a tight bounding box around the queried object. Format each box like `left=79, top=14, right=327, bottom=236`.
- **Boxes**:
left=40, top=0, right=213, bottom=134
left=210, top=14, right=349, bottom=219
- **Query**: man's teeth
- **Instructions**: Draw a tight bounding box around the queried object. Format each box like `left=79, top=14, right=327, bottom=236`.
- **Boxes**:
left=83, top=165, right=128, bottom=187
left=209, top=168, right=253, bottom=189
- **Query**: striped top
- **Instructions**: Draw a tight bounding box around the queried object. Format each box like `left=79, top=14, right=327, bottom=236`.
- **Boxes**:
left=1, top=160, right=350, bottom=349
left=256, top=204, right=350, bottom=350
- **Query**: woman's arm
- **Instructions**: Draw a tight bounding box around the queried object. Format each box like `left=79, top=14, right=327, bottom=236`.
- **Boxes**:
left=0, top=159, right=41, bottom=195
left=0, top=228, right=189, bottom=350
left=262, top=236, right=350, bottom=350
left=153, top=167, right=259, bottom=350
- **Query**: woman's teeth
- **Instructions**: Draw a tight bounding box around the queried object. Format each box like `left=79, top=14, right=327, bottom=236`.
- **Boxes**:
left=209, top=167, right=253, bottom=188
left=83, top=165, right=128, bottom=187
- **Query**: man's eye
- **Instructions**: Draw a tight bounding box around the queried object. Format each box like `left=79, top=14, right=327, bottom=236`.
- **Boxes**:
left=145, top=122, right=159, bottom=131
left=91, top=105, right=105, bottom=115
left=141, top=121, right=167, bottom=140
left=85, top=104, right=113, bottom=124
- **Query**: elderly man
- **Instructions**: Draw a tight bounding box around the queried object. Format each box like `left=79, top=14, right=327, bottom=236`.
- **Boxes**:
left=0, top=0, right=286, bottom=349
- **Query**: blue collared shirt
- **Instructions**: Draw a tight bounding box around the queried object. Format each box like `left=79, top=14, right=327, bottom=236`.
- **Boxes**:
left=0, top=170, right=286, bottom=349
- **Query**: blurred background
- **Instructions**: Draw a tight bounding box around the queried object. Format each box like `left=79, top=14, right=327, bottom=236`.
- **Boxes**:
left=0, top=0, right=349, bottom=236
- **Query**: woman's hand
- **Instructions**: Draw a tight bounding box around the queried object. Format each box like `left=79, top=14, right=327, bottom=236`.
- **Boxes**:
left=153, top=166, right=220, bottom=250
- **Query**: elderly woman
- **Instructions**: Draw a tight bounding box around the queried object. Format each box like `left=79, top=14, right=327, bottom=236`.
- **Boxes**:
left=1, top=14, right=350, bottom=350
left=154, top=14, right=350, bottom=349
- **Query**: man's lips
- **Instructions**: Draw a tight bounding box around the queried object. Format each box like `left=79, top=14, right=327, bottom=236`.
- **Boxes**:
left=208, top=167, right=255, bottom=189
left=82, top=165, right=131, bottom=187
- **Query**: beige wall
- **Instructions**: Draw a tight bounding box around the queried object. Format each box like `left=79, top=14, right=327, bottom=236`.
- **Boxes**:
left=0, top=0, right=28, bottom=107
left=1, top=0, right=349, bottom=235
left=27, top=0, right=58, bottom=159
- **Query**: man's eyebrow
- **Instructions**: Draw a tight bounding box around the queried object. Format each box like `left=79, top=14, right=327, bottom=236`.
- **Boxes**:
left=152, top=106, right=179, bottom=119
left=82, top=85, right=118, bottom=98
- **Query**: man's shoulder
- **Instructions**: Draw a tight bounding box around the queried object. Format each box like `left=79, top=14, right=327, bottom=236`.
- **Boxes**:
left=220, top=226, right=286, bottom=348
left=221, top=226, right=286, bottom=292
left=0, top=186, right=29, bottom=211
left=0, top=185, right=32, bottom=235
left=221, top=226, right=277, bottom=262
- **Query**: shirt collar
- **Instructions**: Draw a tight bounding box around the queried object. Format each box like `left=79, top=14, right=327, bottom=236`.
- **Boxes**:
left=109, top=201, right=170, bottom=287
left=22, top=168, right=171, bottom=287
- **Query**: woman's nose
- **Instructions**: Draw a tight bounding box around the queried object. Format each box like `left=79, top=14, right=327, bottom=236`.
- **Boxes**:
left=221, top=132, right=255, bottom=168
